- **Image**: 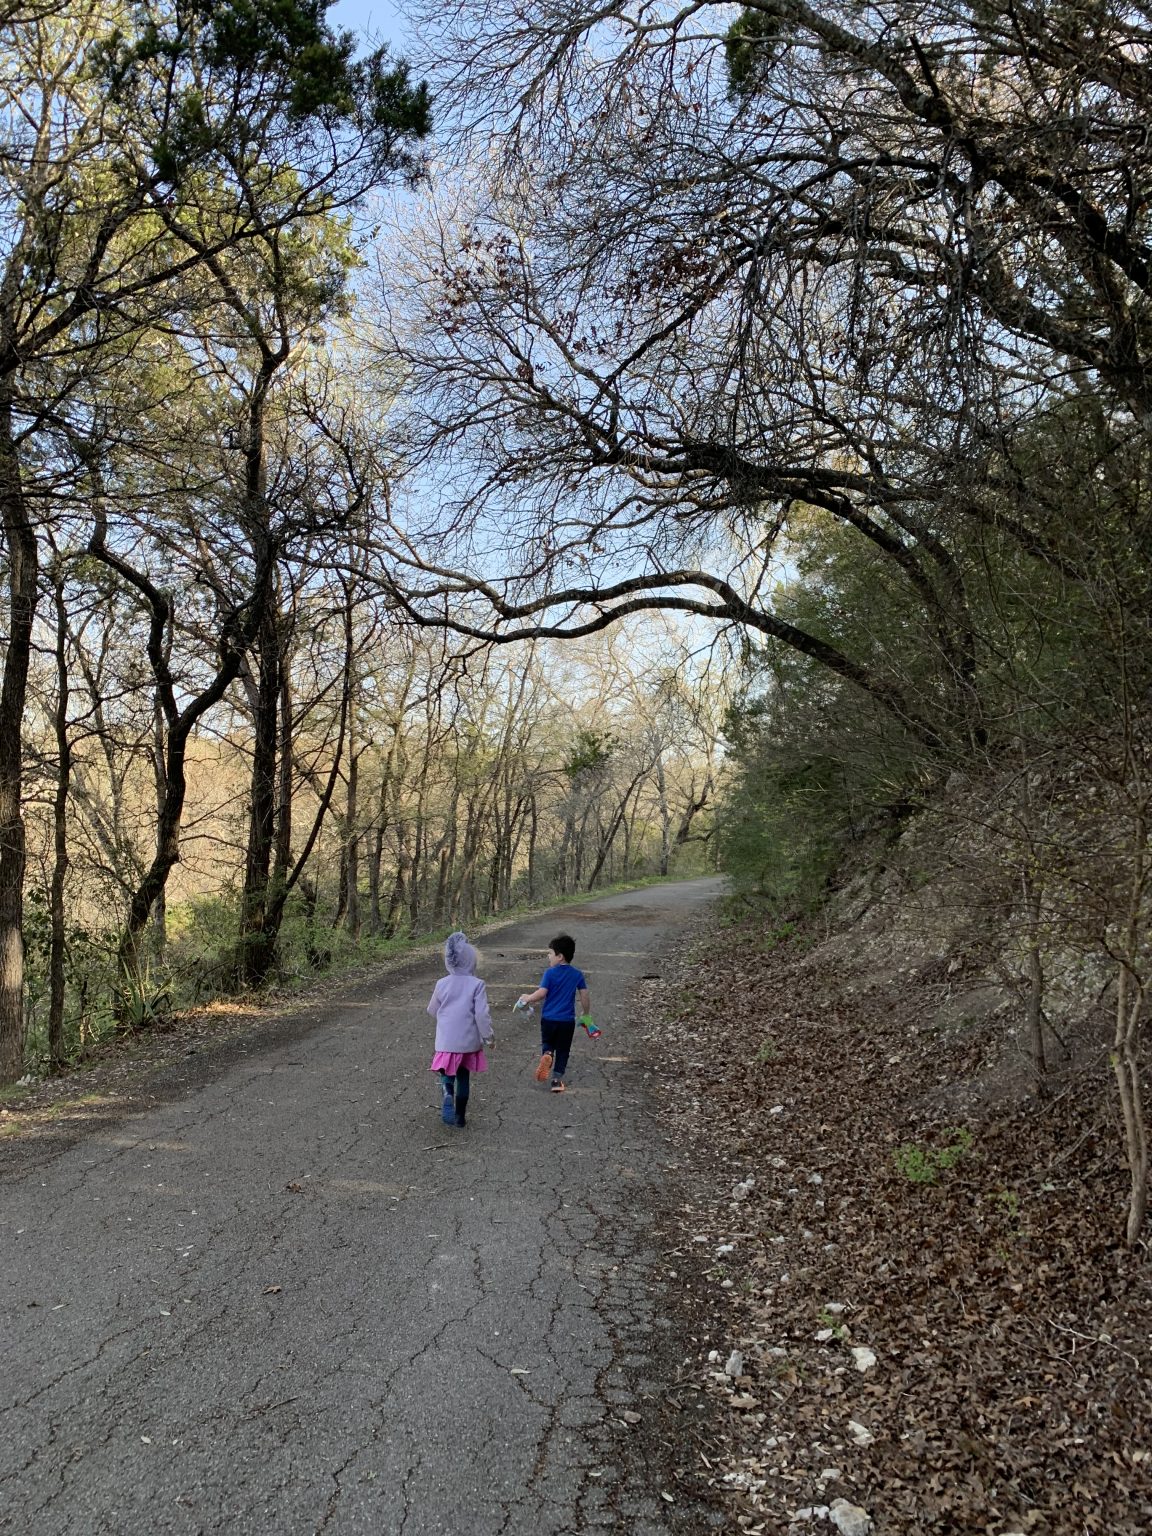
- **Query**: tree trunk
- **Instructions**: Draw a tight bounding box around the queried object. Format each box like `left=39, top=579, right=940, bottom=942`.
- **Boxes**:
left=384, top=845, right=408, bottom=939
left=656, top=755, right=671, bottom=876
left=674, top=774, right=713, bottom=850
left=368, top=824, right=384, bottom=935
left=0, top=386, right=37, bottom=1084
left=119, top=735, right=192, bottom=979
left=586, top=771, right=647, bottom=890
left=150, top=693, right=169, bottom=957
left=263, top=633, right=352, bottom=944
left=408, top=748, right=432, bottom=932
left=333, top=842, right=349, bottom=929
left=558, top=805, right=576, bottom=894
left=407, top=813, right=422, bottom=933
left=272, top=663, right=294, bottom=897
left=1022, top=867, right=1047, bottom=1098
left=433, top=796, right=459, bottom=927
left=1114, top=961, right=1149, bottom=1246
left=344, top=740, right=361, bottom=939
left=47, top=569, right=71, bottom=1072
left=88, top=514, right=274, bottom=998
left=1113, top=812, right=1149, bottom=1247
left=527, top=796, right=538, bottom=903
left=238, top=606, right=281, bottom=984
left=502, top=798, right=527, bottom=909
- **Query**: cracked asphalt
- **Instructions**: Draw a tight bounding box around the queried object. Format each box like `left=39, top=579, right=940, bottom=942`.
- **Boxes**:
left=0, top=879, right=727, bottom=1535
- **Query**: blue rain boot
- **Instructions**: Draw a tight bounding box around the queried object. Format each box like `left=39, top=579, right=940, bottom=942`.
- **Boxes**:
left=440, top=1072, right=456, bottom=1126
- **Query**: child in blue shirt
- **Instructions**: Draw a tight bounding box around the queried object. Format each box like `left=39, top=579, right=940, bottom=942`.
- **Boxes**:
left=517, top=933, right=589, bottom=1094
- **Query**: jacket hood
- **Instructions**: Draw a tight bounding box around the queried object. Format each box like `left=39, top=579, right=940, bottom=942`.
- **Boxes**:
left=444, top=931, right=477, bottom=975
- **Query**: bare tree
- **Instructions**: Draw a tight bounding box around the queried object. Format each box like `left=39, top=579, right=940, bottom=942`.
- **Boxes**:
left=376, top=0, right=1152, bottom=769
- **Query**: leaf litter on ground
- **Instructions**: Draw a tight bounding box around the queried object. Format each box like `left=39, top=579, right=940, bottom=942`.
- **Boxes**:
left=637, top=910, right=1152, bottom=1534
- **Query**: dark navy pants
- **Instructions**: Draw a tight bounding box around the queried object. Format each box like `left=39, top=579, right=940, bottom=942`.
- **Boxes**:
left=541, top=1017, right=576, bottom=1077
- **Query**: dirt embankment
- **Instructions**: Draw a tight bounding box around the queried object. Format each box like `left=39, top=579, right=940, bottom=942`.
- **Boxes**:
left=640, top=895, right=1151, bottom=1535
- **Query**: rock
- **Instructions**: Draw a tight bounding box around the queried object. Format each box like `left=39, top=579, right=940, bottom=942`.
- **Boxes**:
left=829, top=1498, right=872, bottom=1535
left=725, top=1350, right=744, bottom=1377
left=850, top=1346, right=877, bottom=1373
left=817, top=1468, right=842, bottom=1481
left=847, top=1419, right=875, bottom=1446
left=707, top=1349, right=721, bottom=1363
left=815, top=1328, right=835, bottom=1343
left=824, top=1303, right=846, bottom=1314
left=807, top=1172, right=824, bottom=1185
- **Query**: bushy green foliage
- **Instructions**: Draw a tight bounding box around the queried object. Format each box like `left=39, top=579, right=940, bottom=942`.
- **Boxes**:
left=716, top=712, right=848, bottom=909
left=113, top=964, right=173, bottom=1031
left=716, top=572, right=927, bottom=909
left=20, top=893, right=120, bottom=1068
left=725, top=7, right=781, bottom=99
left=716, top=398, right=1152, bottom=921
left=564, top=728, right=616, bottom=779
left=95, top=0, right=430, bottom=184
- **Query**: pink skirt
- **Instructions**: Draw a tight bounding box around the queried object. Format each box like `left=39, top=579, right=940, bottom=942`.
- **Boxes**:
left=430, top=1050, right=488, bottom=1075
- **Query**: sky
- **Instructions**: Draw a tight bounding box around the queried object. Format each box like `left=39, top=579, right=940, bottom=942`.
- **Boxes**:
left=329, top=0, right=411, bottom=51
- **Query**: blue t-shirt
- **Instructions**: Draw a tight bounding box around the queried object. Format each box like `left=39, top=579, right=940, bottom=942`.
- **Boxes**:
left=540, top=963, right=586, bottom=1022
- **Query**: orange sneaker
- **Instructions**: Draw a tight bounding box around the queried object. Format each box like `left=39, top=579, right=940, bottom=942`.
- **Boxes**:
left=534, top=1051, right=554, bottom=1082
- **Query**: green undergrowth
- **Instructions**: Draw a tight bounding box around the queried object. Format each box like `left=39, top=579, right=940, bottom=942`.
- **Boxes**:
left=894, top=1127, right=975, bottom=1184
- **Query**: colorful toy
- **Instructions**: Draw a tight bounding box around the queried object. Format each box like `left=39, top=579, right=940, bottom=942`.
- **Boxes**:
left=578, top=1013, right=601, bottom=1039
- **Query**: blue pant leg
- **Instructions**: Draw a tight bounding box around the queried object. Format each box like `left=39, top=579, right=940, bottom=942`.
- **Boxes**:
left=542, top=1018, right=563, bottom=1057
left=547, top=1020, right=577, bottom=1078
left=453, top=1066, right=470, bottom=1126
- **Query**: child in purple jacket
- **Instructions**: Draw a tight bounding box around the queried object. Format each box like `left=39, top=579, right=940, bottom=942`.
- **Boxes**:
left=428, top=931, right=495, bottom=1127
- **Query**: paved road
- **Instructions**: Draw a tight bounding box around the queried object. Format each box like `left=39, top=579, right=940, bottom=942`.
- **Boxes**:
left=0, top=879, right=726, bottom=1535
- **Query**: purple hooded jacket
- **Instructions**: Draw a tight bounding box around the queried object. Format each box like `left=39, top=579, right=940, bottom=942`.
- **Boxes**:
left=427, top=932, right=494, bottom=1053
